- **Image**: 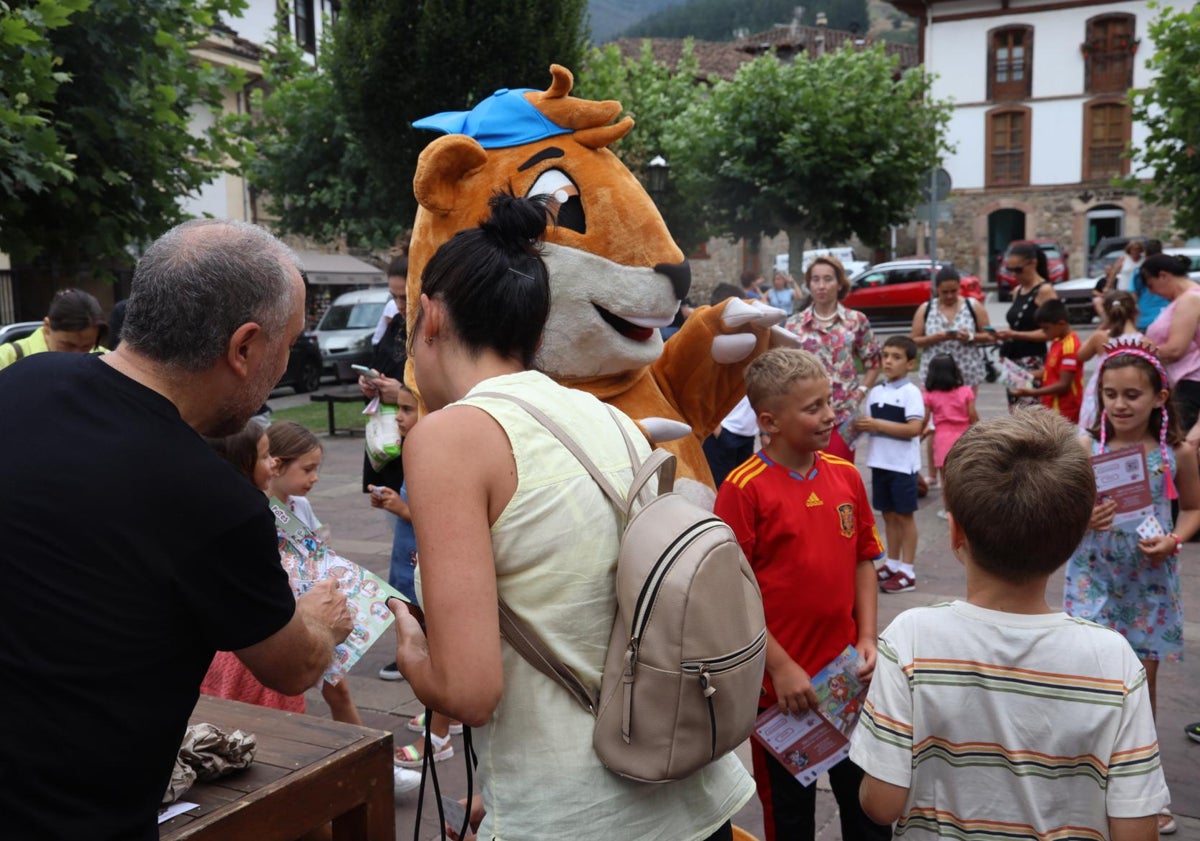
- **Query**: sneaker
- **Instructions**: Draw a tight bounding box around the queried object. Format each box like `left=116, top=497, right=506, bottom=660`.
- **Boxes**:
left=881, top=572, right=916, bottom=594
left=407, top=712, right=463, bottom=735
left=395, top=738, right=454, bottom=769
left=378, top=662, right=406, bottom=681
left=1186, top=721, right=1200, bottom=744
left=936, top=509, right=949, bottom=520
left=393, top=766, right=422, bottom=795
left=876, top=564, right=897, bottom=583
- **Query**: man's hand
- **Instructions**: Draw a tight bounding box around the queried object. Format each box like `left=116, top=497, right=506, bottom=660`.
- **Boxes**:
left=770, top=659, right=819, bottom=715
left=296, top=578, right=353, bottom=646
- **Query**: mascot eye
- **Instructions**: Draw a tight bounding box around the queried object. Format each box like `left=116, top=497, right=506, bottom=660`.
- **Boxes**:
left=526, top=168, right=585, bottom=234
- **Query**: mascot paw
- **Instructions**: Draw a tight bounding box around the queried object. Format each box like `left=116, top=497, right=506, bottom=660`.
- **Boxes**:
left=712, top=333, right=758, bottom=364
left=641, top=417, right=692, bottom=444
left=769, top=325, right=803, bottom=348
left=721, top=298, right=787, bottom=329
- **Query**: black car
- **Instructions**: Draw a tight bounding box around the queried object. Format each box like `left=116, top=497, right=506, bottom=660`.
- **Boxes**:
left=276, top=332, right=324, bottom=393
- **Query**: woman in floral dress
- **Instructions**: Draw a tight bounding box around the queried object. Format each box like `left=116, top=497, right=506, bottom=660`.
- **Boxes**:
left=783, top=256, right=881, bottom=459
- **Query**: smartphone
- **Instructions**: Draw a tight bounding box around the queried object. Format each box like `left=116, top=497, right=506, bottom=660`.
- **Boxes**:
left=982, top=325, right=997, bottom=333
left=350, top=364, right=379, bottom=377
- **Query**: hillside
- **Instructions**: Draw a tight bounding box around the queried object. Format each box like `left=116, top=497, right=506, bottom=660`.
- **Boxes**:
left=587, top=0, right=686, bottom=43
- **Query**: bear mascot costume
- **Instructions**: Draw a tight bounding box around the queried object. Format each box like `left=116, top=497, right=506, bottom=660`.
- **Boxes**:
left=407, top=65, right=796, bottom=508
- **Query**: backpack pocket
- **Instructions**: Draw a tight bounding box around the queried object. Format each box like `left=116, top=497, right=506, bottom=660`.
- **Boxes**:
left=681, top=630, right=767, bottom=762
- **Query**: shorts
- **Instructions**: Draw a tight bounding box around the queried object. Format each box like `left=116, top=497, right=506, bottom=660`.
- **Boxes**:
left=872, top=468, right=918, bottom=514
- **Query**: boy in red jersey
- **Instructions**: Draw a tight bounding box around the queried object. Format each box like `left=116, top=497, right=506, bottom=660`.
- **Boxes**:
left=715, top=348, right=890, bottom=841
left=1012, top=299, right=1083, bottom=423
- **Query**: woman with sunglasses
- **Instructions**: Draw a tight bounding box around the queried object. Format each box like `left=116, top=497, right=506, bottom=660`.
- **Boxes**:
left=995, top=243, right=1057, bottom=410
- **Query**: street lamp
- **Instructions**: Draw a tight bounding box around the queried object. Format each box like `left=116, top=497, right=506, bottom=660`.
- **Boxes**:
left=646, top=155, right=670, bottom=205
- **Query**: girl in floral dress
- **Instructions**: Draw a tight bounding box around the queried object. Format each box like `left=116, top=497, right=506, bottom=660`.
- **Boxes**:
left=1065, top=339, right=1200, bottom=719
left=783, top=256, right=881, bottom=459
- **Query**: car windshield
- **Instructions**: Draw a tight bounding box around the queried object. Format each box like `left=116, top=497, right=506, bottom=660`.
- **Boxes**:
left=317, top=302, right=385, bottom=331
left=1042, top=247, right=1062, bottom=260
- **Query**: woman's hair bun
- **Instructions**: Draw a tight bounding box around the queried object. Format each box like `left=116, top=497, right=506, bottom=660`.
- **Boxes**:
left=480, top=192, right=554, bottom=255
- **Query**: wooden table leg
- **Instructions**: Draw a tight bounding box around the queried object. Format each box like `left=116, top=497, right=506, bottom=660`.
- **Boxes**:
left=327, top=400, right=337, bottom=436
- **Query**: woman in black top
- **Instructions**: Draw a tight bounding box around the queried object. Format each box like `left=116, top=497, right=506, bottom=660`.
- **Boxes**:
left=996, top=243, right=1057, bottom=410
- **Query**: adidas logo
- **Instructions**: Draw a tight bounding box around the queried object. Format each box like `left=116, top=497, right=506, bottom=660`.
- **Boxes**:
left=805, top=492, right=822, bottom=507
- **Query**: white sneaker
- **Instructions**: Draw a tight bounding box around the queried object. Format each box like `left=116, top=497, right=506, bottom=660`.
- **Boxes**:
left=393, top=766, right=422, bottom=795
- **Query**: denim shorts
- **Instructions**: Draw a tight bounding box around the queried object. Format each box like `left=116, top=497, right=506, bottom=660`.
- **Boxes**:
left=871, top=468, right=918, bottom=514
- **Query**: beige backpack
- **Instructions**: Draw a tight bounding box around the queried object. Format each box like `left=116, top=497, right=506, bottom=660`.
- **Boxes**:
left=480, top=393, right=766, bottom=783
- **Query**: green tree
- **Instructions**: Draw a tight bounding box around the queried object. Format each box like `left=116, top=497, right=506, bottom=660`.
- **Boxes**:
left=328, top=0, right=589, bottom=229
left=575, top=40, right=712, bottom=254
left=669, top=47, right=951, bottom=272
left=226, top=20, right=394, bottom=249
left=1127, top=2, right=1200, bottom=235
left=0, top=0, right=90, bottom=206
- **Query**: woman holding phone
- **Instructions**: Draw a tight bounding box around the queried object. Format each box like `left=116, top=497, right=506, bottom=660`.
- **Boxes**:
left=911, top=266, right=993, bottom=391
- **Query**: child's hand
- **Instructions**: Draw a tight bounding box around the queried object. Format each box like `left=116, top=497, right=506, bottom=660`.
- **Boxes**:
left=1138, top=535, right=1176, bottom=566
left=853, top=417, right=877, bottom=434
left=367, top=484, right=397, bottom=510
left=856, top=640, right=878, bottom=685
left=1011, top=387, right=1033, bottom=397
left=1089, top=497, right=1118, bottom=531
left=769, top=659, right=819, bottom=715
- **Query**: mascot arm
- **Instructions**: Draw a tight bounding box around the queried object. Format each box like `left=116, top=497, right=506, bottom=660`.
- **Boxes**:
left=652, top=299, right=791, bottom=441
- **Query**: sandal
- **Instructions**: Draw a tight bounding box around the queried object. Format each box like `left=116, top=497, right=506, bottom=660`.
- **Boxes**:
left=1185, top=721, right=1200, bottom=743
left=406, top=712, right=464, bottom=735
left=395, top=732, right=454, bottom=769
left=1159, top=808, right=1177, bottom=836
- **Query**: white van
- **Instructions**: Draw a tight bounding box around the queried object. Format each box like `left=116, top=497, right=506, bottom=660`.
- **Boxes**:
left=775, top=248, right=869, bottom=278
left=311, top=287, right=391, bottom=375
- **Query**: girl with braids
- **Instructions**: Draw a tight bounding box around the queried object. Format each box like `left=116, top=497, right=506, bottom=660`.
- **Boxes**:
left=383, top=193, right=754, bottom=841
left=1065, top=341, right=1199, bottom=805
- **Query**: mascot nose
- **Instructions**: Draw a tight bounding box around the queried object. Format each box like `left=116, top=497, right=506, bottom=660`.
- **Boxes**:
left=655, top=261, right=691, bottom=302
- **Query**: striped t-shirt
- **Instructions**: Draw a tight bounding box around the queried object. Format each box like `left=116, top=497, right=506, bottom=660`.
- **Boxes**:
left=849, top=600, right=1168, bottom=839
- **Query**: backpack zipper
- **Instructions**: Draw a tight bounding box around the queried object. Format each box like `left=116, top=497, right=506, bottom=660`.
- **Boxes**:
left=681, top=630, right=768, bottom=759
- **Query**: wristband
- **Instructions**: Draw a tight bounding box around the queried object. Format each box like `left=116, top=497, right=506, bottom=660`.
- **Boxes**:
left=1169, top=532, right=1183, bottom=555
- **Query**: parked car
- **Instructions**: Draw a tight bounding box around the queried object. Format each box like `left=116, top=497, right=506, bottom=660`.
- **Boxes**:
left=0, top=321, right=41, bottom=347
left=844, top=259, right=984, bottom=322
left=996, top=239, right=1069, bottom=301
left=275, top=332, right=324, bottom=393
left=311, top=287, right=391, bottom=376
left=1086, top=235, right=1148, bottom=277
left=1054, top=247, right=1200, bottom=324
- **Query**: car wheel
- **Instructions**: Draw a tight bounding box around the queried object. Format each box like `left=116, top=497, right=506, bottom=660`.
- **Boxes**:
left=295, top=360, right=322, bottom=394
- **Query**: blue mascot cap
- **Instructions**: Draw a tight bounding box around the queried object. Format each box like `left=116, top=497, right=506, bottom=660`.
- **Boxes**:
left=412, top=87, right=573, bottom=150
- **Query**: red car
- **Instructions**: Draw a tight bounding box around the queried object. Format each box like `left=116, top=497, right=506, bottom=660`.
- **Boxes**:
left=844, top=259, right=983, bottom=322
left=997, top=239, right=1069, bottom=301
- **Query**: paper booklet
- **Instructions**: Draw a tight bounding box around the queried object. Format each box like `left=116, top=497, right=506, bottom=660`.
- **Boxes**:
left=270, top=497, right=409, bottom=686
left=752, top=645, right=867, bottom=786
left=995, top=357, right=1038, bottom=392
left=1090, top=445, right=1162, bottom=536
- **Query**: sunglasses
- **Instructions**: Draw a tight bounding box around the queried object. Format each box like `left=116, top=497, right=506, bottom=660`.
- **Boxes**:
left=1005, top=262, right=1031, bottom=272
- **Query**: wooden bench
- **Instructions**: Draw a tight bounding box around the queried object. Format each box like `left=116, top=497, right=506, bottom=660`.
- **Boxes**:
left=159, top=696, right=394, bottom=840
left=309, top=387, right=366, bottom=436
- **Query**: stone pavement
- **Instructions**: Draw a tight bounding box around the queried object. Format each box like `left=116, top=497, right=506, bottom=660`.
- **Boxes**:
left=269, top=371, right=1200, bottom=840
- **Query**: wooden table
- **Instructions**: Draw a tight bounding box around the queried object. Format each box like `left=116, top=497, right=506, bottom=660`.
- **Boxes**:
left=160, top=696, right=395, bottom=841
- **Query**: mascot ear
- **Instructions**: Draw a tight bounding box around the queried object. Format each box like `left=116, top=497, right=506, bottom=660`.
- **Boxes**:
left=414, top=135, right=489, bottom=215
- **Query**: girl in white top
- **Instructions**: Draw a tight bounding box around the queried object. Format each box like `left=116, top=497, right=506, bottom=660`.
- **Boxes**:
left=386, top=194, right=754, bottom=841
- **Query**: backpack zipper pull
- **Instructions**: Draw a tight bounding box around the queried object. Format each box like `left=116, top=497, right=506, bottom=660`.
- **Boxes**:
left=700, top=667, right=717, bottom=759
left=621, top=641, right=637, bottom=743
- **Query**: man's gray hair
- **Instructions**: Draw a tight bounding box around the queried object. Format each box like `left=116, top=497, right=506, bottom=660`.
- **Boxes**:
left=120, top=219, right=302, bottom=371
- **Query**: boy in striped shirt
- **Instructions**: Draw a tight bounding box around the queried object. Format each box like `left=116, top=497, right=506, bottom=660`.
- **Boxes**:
left=849, top=409, right=1168, bottom=840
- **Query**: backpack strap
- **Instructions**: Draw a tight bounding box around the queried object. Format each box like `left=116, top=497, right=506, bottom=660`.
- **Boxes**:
left=496, top=599, right=599, bottom=714
left=12, top=341, right=24, bottom=361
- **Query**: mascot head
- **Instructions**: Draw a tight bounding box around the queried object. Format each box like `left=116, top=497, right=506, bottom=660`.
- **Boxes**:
left=409, top=65, right=689, bottom=380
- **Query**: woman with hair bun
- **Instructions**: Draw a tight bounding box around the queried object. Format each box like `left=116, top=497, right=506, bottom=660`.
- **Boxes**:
left=385, top=193, right=754, bottom=841
left=1144, top=253, right=1200, bottom=434
left=0, top=288, right=108, bottom=370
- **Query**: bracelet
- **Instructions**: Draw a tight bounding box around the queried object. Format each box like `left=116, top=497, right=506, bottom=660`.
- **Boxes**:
left=1169, top=532, right=1183, bottom=555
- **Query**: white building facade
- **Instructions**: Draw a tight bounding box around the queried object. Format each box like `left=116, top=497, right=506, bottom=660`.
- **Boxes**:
left=891, top=0, right=1173, bottom=281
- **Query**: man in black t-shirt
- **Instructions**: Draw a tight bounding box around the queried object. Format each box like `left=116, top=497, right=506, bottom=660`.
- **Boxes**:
left=0, top=220, right=353, bottom=841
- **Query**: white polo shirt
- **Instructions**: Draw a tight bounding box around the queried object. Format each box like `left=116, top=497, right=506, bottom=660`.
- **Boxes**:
left=864, top=377, right=924, bottom=474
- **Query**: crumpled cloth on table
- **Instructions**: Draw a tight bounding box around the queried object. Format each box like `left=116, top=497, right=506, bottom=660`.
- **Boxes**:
left=162, top=722, right=257, bottom=804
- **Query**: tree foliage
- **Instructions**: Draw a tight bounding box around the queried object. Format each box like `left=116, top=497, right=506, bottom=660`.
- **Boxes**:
left=667, top=47, right=951, bottom=271
left=226, top=20, right=393, bottom=248
left=1127, top=2, right=1200, bottom=235
left=622, top=0, right=871, bottom=41
left=0, top=0, right=89, bottom=206
left=327, top=0, right=590, bottom=231
left=0, top=0, right=250, bottom=269
left=575, top=40, right=712, bottom=254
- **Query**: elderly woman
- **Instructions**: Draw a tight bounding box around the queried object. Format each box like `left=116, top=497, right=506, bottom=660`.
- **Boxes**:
left=783, top=256, right=881, bottom=459
left=0, top=288, right=107, bottom=370
left=386, top=193, right=754, bottom=841
left=911, top=267, right=993, bottom=390
left=1144, top=253, right=1200, bottom=434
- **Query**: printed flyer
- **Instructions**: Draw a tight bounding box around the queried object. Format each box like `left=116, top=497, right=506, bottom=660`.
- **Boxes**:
left=270, top=497, right=408, bottom=686
left=752, top=645, right=866, bottom=786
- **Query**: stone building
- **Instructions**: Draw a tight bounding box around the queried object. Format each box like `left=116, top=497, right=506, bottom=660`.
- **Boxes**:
left=888, top=0, right=1178, bottom=283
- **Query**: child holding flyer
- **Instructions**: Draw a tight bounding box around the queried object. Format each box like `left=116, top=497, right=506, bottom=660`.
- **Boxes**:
left=1066, top=341, right=1199, bottom=788
left=714, top=348, right=890, bottom=841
